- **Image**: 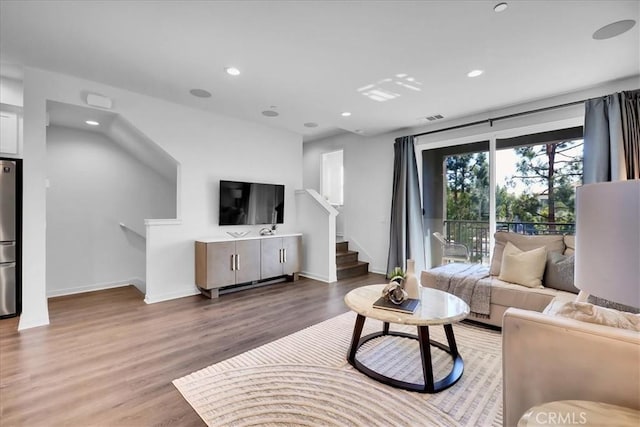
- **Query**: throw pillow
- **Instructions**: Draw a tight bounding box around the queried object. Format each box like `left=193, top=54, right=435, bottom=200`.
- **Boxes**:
left=544, top=299, right=640, bottom=332
left=544, top=252, right=579, bottom=294
left=498, top=242, right=547, bottom=288
left=489, top=232, right=565, bottom=276
left=587, top=295, right=640, bottom=314
left=563, top=235, right=575, bottom=256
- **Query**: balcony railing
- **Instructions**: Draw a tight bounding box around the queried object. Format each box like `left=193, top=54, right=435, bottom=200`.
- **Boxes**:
left=443, top=220, right=575, bottom=262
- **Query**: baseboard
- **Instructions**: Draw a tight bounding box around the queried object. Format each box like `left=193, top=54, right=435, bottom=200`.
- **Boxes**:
left=130, top=278, right=146, bottom=294
left=18, top=315, right=50, bottom=331
left=144, top=286, right=200, bottom=304
left=370, top=267, right=387, bottom=276
left=47, top=278, right=145, bottom=298
left=299, top=271, right=335, bottom=283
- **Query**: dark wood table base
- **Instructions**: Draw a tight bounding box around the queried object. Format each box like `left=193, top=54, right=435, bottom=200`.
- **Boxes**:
left=347, top=314, right=464, bottom=393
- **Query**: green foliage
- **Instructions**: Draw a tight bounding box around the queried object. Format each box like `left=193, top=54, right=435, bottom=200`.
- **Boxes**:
left=389, top=267, right=405, bottom=283
left=445, top=139, right=583, bottom=229
left=507, top=140, right=583, bottom=224
left=446, top=152, right=489, bottom=221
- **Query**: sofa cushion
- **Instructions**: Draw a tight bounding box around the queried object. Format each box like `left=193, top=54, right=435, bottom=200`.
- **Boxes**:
left=544, top=252, right=579, bottom=294
left=563, top=235, right=575, bottom=256
left=544, top=299, right=640, bottom=332
left=421, top=267, right=576, bottom=324
left=498, top=242, right=547, bottom=288
left=483, top=276, right=572, bottom=312
left=489, top=232, right=565, bottom=276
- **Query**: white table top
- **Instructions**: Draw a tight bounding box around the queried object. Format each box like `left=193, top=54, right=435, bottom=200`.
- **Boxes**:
left=344, top=284, right=470, bottom=326
left=196, top=232, right=302, bottom=243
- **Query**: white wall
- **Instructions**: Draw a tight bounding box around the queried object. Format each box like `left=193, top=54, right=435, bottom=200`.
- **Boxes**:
left=304, top=133, right=393, bottom=274
left=20, top=67, right=302, bottom=329
left=46, top=125, right=175, bottom=296
left=303, top=76, right=640, bottom=277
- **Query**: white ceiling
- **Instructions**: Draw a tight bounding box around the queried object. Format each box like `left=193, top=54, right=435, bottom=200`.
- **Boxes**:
left=47, top=101, right=177, bottom=182
left=1, top=1, right=639, bottom=142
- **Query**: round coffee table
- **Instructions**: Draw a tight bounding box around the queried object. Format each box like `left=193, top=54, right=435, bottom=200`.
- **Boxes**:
left=344, top=284, right=470, bottom=393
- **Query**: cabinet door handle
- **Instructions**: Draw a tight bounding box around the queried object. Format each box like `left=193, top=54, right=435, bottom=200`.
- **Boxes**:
left=235, top=254, right=240, bottom=271
left=283, top=248, right=287, bottom=263
left=279, top=248, right=283, bottom=263
left=230, top=254, right=236, bottom=271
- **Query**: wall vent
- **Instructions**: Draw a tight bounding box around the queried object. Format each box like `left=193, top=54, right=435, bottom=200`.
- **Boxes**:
left=425, top=114, right=444, bottom=121
left=86, top=93, right=113, bottom=109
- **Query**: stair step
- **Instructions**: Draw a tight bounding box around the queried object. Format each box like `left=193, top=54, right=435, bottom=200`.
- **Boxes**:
left=336, top=250, right=359, bottom=266
left=337, top=261, right=369, bottom=280
left=336, top=241, right=349, bottom=253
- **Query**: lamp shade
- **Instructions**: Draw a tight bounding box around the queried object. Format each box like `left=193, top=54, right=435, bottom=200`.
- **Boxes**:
left=575, top=180, right=640, bottom=307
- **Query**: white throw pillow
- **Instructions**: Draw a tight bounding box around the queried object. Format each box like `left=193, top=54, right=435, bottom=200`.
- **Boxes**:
left=544, top=299, right=640, bottom=332
left=498, top=241, right=547, bottom=288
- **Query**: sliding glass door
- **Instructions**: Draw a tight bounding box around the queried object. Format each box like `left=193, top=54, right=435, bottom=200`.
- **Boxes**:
left=422, top=141, right=489, bottom=267
left=421, top=126, right=583, bottom=268
left=495, top=127, right=583, bottom=235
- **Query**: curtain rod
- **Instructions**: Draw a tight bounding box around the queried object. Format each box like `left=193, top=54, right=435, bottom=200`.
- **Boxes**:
left=412, top=98, right=586, bottom=138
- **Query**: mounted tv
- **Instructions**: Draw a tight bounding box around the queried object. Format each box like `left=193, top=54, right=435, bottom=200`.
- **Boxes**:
left=219, top=180, right=284, bottom=225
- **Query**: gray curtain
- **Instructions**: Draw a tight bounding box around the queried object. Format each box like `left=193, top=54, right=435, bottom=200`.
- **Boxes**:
left=583, top=89, right=640, bottom=183
left=387, top=136, right=426, bottom=277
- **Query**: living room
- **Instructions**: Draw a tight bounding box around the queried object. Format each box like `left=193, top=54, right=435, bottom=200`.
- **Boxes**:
left=1, top=1, right=639, bottom=426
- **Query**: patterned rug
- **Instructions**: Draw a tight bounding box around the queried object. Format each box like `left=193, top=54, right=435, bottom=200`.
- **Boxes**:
left=173, top=311, right=503, bottom=426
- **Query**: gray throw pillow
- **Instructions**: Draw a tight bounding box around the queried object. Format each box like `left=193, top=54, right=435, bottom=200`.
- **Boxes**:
left=544, top=252, right=579, bottom=294
left=588, top=295, right=640, bottom=314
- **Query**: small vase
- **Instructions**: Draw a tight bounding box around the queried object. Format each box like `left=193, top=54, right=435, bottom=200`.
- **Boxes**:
left=404, top=259, right=420, bottom=299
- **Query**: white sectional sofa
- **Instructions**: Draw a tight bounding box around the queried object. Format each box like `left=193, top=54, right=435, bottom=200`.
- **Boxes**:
left=421, top=232, right=578, bottom=327
left=502, top=306, right=640, bottom=426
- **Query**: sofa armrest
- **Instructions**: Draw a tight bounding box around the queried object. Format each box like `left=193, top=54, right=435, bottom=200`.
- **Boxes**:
left=502, top=307, right=640, bottom=427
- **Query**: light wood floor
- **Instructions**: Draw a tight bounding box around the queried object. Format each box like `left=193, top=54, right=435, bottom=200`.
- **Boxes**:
left=0, top=273, right=385, bottom=426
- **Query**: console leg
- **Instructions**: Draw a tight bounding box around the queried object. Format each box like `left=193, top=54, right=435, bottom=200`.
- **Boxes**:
left=199, top=287, right=219, bottom=299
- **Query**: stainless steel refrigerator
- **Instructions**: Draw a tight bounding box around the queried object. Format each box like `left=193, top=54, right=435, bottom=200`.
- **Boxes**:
left=1, top=159, right=17, bottom=317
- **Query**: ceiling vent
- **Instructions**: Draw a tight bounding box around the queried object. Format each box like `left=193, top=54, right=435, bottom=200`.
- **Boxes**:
left=425, top=114, right=444, bottom=122
left=86, top=93, right=113, bottom=109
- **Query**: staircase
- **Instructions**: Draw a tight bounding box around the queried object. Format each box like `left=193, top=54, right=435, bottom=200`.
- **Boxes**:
left=336, top=240, right=369, bottom=280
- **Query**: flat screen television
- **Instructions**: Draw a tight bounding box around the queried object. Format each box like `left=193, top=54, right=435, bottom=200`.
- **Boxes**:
left=219, top=180, right=284, bottom=225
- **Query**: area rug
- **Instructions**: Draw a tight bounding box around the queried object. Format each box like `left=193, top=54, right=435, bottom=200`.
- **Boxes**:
left=173, top=311, right=502, bottom=426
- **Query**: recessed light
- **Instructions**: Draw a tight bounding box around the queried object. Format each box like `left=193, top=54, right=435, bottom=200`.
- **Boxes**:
left=341, top=112, right=352, bottom=117
left=494, top=2, right=508, bottom=13
left=225, top=67, right=241, bottom=76
left=467, top=69, right=484, bottom=78
left=304, top=122, right=319, bottom=128
left=262, top=110, right=279, bottom=117
left=190, top=89, right=212, bottom=98
left=85, top=120, right=100, bottom=126
left=593, top=20, right=636, bottom=40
